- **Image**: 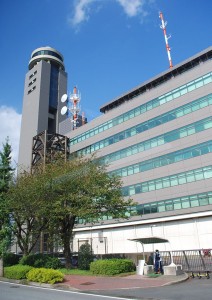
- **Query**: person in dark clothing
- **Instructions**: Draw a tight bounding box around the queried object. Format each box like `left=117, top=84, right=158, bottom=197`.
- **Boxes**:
left=154, top=249, right=163, bottom=274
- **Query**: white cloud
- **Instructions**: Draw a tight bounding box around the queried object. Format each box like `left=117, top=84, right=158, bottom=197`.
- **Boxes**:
left=116, top=0, right=147, bottom=17
left=69, top=0, right=152, bottom=27
left=0, top=106, right=22, bottom=167
left=69, top=0, right=96, bottom=27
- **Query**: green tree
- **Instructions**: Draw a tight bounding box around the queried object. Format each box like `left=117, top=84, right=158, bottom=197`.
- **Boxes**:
left=7, top=156, right=134, bottom=267
left=44, top=157, right=134, bottom=268
left=0, top=138, right=14, bottom=256
left=78, top=243, right=93, bottom=270
left=7, top=170, right=52, bottom=255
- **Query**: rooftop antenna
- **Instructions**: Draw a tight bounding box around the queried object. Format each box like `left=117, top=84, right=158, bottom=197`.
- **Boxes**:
left=159, top=11, right=173, bottom=68
left=60, top=86, right=81, bottom=130
left=70, top=86, right=81, bottom=130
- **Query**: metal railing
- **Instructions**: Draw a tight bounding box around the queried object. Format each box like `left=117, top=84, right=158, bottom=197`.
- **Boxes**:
left=160, top=249, right=212, bottom=272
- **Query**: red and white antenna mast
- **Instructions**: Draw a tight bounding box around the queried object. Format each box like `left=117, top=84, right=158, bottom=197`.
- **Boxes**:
left=70, top=86, right=81, bottom=130
left=159, top=11, right=173, bottom=68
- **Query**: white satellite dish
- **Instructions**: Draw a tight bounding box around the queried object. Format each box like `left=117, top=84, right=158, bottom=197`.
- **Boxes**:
left=61, top=94, right=68, bottom=103
left=61, top=106, right=68, bottom=115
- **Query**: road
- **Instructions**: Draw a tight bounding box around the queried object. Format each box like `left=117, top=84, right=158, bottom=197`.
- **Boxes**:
left=88, top=277, right=212, bottom=300
left=0, top=281, right=131, bottom=300
left=1, top=277, right=212, bottom=300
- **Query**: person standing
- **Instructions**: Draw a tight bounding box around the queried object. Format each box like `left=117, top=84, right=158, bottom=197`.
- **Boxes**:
left=154, top=249, right=163, bottom=274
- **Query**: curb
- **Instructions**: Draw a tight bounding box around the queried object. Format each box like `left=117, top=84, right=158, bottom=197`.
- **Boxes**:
left=162, top=273, right=189, bottom=286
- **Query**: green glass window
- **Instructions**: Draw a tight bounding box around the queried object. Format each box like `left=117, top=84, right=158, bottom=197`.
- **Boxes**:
left=181, top=197, right=190, bottom=209
left=173, top=199, right=181, bottom=209
left=158, top=201, right=165, bottom=212
left=70, top=73, right=212, bottom=146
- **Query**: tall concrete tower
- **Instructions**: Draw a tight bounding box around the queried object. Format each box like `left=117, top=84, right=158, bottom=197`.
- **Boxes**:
left=18, top=46, right=67, bottom=172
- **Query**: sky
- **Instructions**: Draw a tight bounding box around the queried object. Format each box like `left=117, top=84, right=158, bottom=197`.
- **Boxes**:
left=0, top=0, right=211, bottom=165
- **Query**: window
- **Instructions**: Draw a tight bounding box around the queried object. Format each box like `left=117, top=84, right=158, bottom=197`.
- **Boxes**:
left=173, top=199, right=181, bottom=210
left=181, top=197, right=190, bottom=208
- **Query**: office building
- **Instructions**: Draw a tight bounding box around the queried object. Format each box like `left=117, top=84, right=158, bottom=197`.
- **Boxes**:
left=62, top=47, right=212, bottom=258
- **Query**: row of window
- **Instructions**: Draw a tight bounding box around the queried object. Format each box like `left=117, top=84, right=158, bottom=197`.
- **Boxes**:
left=122, top=166, right=212, bottom=197
left=32, top=50, right=63, bottom=62
left=110, top=141, right=212, bottom=178
left=134, top=192, right=212, bottom=216
left=74, top=93, right=212, bottom=157
left=70, top=72, right=212, bottom=146
left=99, top=117, right=212, bottom=165
left=76, top=191, right=212, bottom=224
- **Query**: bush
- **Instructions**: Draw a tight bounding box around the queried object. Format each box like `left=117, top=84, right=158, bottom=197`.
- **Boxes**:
left=3, top=253, right=21, bottom=267
left=90, top=259, right=135, bottom=276
left=19, top=254, right=62, bottom=269
left=26, top=268, right=64, bottom=284
left=4, top=265, right=33, bottom=279
left=78, top=243, right=93, bottom=270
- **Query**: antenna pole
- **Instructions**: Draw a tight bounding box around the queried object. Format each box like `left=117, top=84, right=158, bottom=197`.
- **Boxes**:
left=159, top=11, right=173, bottom=68
left=70, top=86, right=81, bottom=130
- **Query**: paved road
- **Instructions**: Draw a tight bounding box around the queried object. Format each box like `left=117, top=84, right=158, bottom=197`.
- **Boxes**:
left=0, top=281, right=132, bottom=300
left=1, top=276, right=212, bottom=300
left=87, top=277, right=212, bottom=300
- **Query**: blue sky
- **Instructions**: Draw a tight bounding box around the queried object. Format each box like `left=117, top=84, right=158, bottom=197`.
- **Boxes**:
left=0, top=0, right=211, bottom=164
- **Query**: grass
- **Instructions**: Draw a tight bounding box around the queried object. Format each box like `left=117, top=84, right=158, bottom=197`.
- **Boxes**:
left=59, top=268, right=136, bottom=277
left=147, top=273, right=162, bottom=278
left=59, top=268, right=93, bottom=275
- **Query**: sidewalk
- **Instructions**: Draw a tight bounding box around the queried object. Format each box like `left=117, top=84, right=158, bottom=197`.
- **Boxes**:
left=55, top=273, right=189, bottom=291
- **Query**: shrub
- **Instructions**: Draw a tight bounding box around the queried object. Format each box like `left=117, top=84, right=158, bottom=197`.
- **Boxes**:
left=78, top=243, right=93, bottom=270
left=90, top=259, right=135, bottom=276
left=3, top=253, right=20, bottom=267
left=19, top=254, right=61, bottom=269
left=26, top=268, right=64, bottom=284
left=4, top=265, right=33, bottom=279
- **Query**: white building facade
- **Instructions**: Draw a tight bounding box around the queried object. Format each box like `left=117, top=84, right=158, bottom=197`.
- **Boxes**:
left=60, top=47, right=212, bottom=259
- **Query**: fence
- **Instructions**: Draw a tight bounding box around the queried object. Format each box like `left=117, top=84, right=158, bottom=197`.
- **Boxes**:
left=160, top=249, right=212, bottom=272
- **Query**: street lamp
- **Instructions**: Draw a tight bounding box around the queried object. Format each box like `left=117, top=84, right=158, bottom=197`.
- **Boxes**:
left=150, top=225, right=156, bottom=252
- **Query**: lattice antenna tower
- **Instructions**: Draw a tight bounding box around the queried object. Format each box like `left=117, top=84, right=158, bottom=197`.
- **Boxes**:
left=159, top=11, right=173, bottom=68
left=70, top=86, right=81, bottom=130
left=61, top=86, right=81, bottom=130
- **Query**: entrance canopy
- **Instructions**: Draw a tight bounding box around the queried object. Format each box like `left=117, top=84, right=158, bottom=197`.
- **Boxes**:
left=129, top=236, right=173, bottom=264
left=129, top=236, right=169, bottom=244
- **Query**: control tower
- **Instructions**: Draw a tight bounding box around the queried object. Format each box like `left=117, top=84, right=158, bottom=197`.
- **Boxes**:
left=18, top=46, right=68, bottom=171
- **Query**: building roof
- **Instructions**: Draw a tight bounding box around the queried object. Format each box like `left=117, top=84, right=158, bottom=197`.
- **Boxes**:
left=100, top=46, right=212, bottom=114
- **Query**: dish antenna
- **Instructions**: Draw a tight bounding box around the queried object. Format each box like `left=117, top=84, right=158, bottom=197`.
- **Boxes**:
left=61, top=106, right=68, bottom=115
left=61, top=93, right=68, bottom=103
left=60, top=87, right=83, bottom=130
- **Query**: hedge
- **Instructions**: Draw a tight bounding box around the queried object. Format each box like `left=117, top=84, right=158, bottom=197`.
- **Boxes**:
left=19, top=254, right=62, bottom=269
left=26, top=268, right=64, bottom=284
left=90, top=259, right=135, bottom=275
left=3, top=253, right=20, bottom=267
left=4, top=265, right=33, bottom=280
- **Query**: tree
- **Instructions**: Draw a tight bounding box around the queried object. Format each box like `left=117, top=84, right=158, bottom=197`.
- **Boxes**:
left=44, top=157, right=134, bottom=268
left=7, top=156, right=134, bottom=267
left=78, top=243, right=93, bottom=270
left=0, top=138, right=14, bottom=256
left=7, top=170, right=52, bottom=255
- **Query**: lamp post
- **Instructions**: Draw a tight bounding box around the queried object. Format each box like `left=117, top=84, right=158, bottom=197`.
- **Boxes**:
left=150, top=225, right=156, bottom=253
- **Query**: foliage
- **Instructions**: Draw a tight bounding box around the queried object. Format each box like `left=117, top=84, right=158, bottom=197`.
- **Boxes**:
left=9, top=156, right=134, bottom=267
left=26, top=268, right=64, bottom=284
left=59, top=268, right=93, bottom=275
left=78, top=243, right=93, bottom=270
left=4, top=265, right=32, bottom=279
left=90, top=259, right=136, bottom=276
left=3, top=252, right=20, bottom=267
left=19, top=253, right=62, bottom=269
left=0, top=138, right=14, bottom=256
left=6, top=170, right=52, bottom=255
